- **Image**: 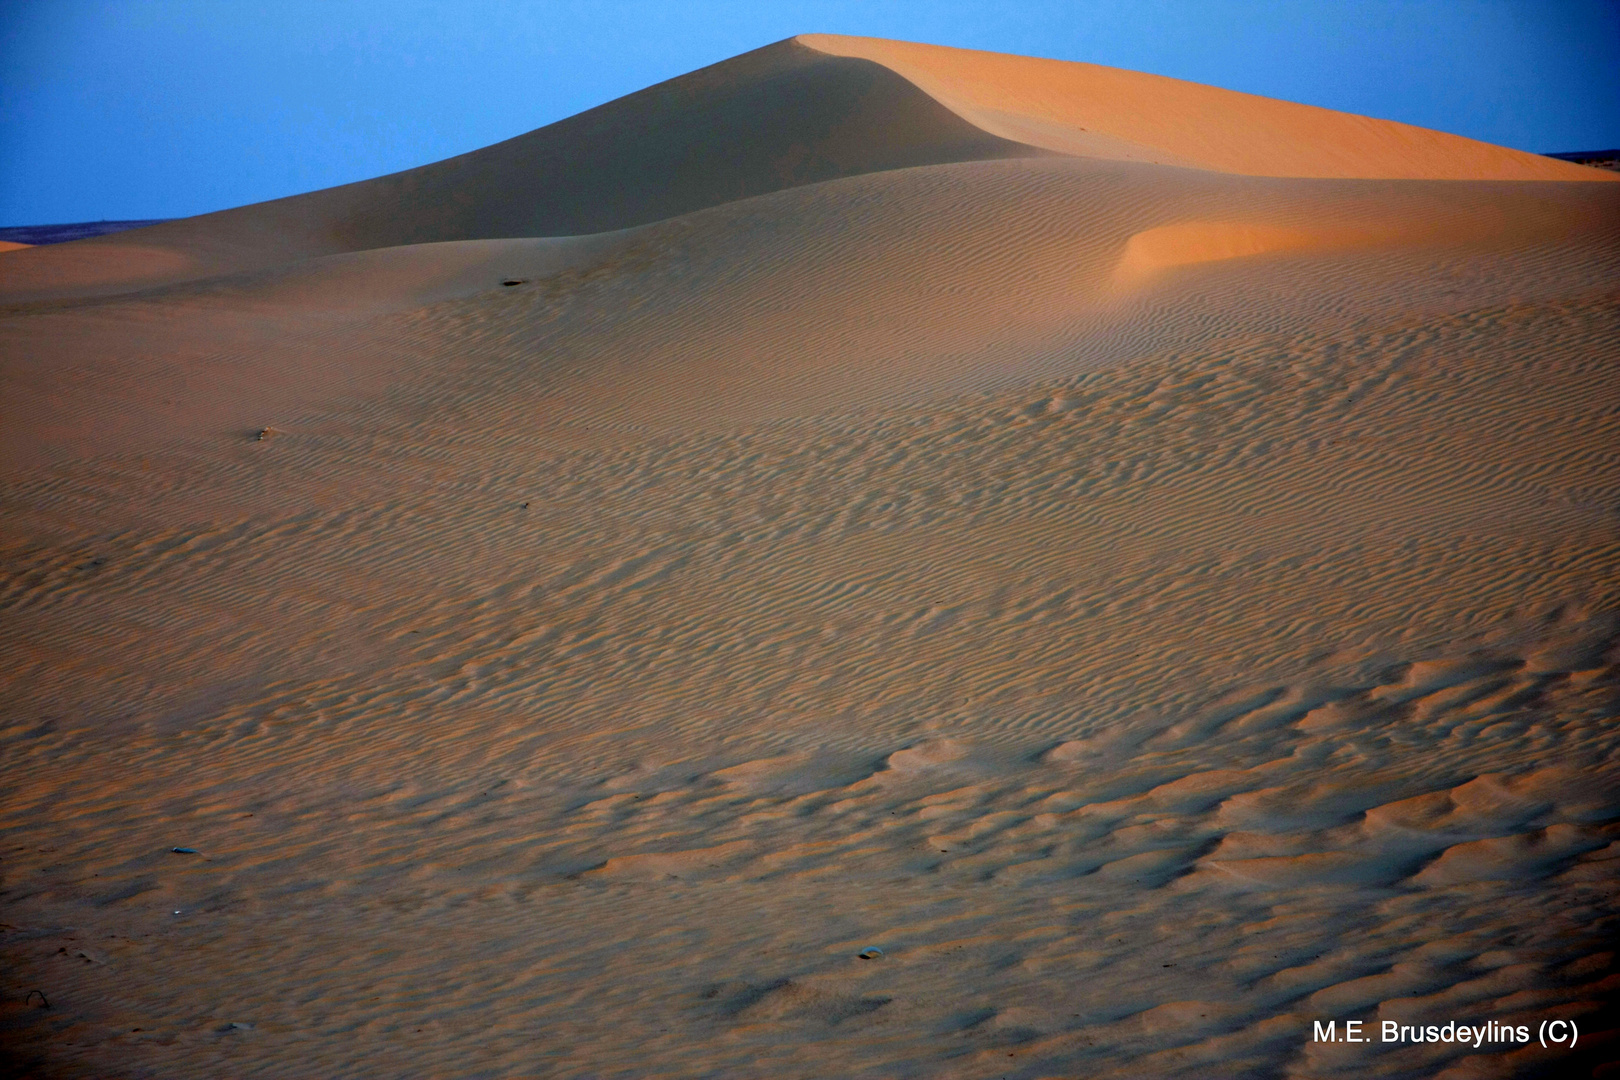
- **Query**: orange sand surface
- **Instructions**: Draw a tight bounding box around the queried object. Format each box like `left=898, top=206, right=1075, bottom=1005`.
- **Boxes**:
left=2, top=36, right=1618, bottom=1079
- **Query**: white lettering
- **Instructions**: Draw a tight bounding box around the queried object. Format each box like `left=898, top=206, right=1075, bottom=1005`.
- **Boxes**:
left=1377, top=1020, right=1538, bottom=1046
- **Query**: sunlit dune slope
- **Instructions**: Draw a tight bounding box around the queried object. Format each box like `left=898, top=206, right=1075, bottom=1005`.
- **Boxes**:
left=802, top=34, right=1618, bottom=181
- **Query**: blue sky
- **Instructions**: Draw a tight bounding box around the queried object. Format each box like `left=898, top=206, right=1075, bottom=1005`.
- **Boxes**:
left=2, top=0, right=1617, bottom=225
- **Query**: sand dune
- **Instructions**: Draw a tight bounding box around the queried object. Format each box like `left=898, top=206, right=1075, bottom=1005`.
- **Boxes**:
left=803, top=34, right=1618, bottom=182
left=2, top=35, right=1618, bottom=1080
left=0, top=38, right=1040, bottom=304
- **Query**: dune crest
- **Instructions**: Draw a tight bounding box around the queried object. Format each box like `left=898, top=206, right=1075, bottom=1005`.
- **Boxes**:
left=1112, top=219, right=1399, bottom=283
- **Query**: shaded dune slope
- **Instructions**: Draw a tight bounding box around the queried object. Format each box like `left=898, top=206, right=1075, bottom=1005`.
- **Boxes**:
left=0, top=38, right=1041, bottom=302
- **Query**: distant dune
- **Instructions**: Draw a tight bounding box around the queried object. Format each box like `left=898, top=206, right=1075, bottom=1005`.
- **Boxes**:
left=2, top=36, right=1617, bottom=1080
left=1544, top=148, right=1620, bottom=171
left=0, top=219, right=174, bottom=247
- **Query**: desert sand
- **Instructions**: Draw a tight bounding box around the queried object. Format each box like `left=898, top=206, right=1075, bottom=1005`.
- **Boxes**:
left=2, top=35, right=1618, bottom=1079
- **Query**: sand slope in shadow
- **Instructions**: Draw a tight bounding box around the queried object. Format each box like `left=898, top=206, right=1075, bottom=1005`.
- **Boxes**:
left=0, top=38, right=1042, bottom=302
